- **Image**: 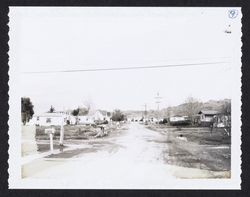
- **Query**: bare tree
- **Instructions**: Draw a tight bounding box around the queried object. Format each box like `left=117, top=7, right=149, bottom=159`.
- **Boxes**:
left=163, top=107, right=171, bottom=118
left=221, top=101, right=231, bottom=115
left=78, top=106, right=89, bottom=116
left=183, top=97, right=203, bottom=118
left=83, top=99, right=93, bottom=112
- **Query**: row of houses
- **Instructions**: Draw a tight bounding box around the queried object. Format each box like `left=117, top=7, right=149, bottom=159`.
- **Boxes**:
left=169, top=110, right=231, bottom=127
left=27, top=109, right=230, bottom=128
left=128, top=110, right=230, bottom=127
left=28, top=110, right=111, bottom=126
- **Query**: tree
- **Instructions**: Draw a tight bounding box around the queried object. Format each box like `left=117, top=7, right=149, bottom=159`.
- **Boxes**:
left=163, top=107, right=172, bottom=118
left=49, top=105, right=55, bottom=113
left=183, top=97, right=203, bottom=119
left=21, top=97, right=34, bottom=125
left=221, top=101, right=231, bottom=115
left=71, top=108, right=80, bottom=116
left=111, top=109, right=125, bottom=121
left=83, top=99, right=93, bottom=112
left=71, top=108, right=80, bottom=125
left=75, top=99, right=93, bottom=116
left=78, top=107, right=89, bottom=116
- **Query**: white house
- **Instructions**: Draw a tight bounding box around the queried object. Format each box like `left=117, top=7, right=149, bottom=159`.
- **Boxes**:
left=78, top=115, right=95, bottom=125
left=169, top=115, right=190, bottom=126
left=77, top=110, right=110, bottom=125
left=29, top=112, right=70, bottom=126
left=170, top=116, right=186, bottom=122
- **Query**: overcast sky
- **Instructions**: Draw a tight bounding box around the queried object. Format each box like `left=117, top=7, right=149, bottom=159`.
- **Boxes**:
left=9, top=7, right=241, bottom=114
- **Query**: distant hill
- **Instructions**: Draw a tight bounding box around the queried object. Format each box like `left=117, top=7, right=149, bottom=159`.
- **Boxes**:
left=164, top=98, right=231, bottom=117
left=123, top=98, right=231, bottom=119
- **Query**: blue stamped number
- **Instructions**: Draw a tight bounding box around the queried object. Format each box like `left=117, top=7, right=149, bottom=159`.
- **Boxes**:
left=228, top=9, right=238, bottom=19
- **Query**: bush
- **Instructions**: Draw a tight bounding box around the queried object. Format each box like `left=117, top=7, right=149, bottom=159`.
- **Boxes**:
left=163, top=118, right=168, bottom=124
left=91, top=124, right=97, bottom=127
left=111, top=109, right=125, bottom=121
left=103, top=120, right=109, bottom=124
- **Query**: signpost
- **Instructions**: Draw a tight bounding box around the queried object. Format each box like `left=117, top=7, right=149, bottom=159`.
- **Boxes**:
left=45, top=128, right=55, bottom=154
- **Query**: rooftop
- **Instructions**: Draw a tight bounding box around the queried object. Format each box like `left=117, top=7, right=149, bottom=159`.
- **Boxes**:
left=34, top=112, right=67, bottom=117
left=198, top=110, right=219, bottom=115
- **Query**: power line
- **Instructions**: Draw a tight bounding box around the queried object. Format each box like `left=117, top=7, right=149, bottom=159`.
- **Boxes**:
left=22, top=61, right=228, bottom=74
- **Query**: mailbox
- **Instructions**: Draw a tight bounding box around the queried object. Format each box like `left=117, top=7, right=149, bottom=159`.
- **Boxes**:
left=45, top=128, right=55, bottom=134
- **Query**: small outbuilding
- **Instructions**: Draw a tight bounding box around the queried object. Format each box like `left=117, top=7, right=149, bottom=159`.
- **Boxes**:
left=198, top=110, right=219, bottom=127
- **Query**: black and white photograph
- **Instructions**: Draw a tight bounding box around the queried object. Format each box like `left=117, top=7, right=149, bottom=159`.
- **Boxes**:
left=8, top=7, right=242, bottom=189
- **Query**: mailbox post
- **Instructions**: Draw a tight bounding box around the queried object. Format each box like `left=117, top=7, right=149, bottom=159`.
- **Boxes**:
left=45, top=128, right=55, bottom=154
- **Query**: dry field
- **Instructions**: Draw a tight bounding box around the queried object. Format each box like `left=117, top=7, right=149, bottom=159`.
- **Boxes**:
left=146, top=124, right=231, bottom=173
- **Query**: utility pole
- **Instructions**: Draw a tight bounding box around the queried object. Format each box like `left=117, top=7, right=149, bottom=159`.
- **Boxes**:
left=142, top=104, right=147, bottom=121
left=155, top=92, right=162, bottom=123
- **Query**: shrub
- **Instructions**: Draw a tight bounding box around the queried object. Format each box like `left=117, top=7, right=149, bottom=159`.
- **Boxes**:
left=163, top=118, right=168, bottom=124
left=103, top=120, right=109, bottom=124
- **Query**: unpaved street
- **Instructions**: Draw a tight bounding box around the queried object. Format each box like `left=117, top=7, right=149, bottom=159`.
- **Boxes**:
left=22, top=123, right=229, bottom=188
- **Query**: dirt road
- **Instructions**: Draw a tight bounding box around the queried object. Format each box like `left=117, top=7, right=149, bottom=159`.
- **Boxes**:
left=22, top=123, right=230, bottom=188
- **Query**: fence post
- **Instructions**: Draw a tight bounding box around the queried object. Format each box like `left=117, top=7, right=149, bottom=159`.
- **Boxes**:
left=59, top=118, right=64, bottom=146
left=49, top=133, right=54, bottom=154
left=45, top=128, right=55, bottom=154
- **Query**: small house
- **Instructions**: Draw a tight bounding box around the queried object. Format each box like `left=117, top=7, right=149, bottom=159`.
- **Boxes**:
left=77, top=110, right=110, bottom=125
left=198, top=110, right=219, bottom=127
